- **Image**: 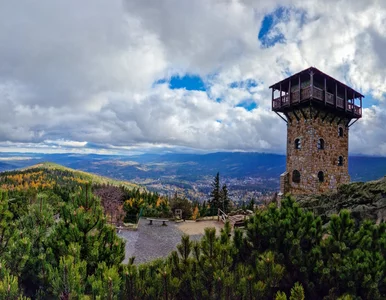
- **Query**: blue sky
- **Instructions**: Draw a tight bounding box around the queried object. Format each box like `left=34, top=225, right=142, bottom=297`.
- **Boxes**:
left=0, top=1, right=385, bottom=155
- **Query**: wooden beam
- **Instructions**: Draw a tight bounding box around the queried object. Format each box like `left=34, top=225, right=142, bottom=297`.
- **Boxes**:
left=284, top=112, right=292, bottom=123
left=293, top=109, right=300, bottom=122
left=313, top=109, right=320, bottom=120
left=344, top=87, right=347, bottom=112
left=322, top=111, right=329, bottom=122
left=348, top=118, right=359, bottom=127
left=280, top=84, right=282, bottom=107
left=300, top=108, right=307, bottom=120
left=310, top=71, right=314, bottom=99
left=330, top=115, right=336, bottom=124
left=352, top=91, right=355, bottom=113
left=323, top=77, right=326, bottom=106
left=275, top=111, right=288, bottom=124
left=288, top=80, right=292, bottom=105
left=298, top=75, right=301, bottom=101
left=337, top=117, right=342, bottom=125
left=335, top=83, right=337, bottom=108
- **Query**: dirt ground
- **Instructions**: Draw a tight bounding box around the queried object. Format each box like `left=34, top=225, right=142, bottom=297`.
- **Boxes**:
left=177, top=220, right=224, bottom=235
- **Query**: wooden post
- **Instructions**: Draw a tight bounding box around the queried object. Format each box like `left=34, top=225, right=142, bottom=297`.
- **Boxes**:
left=324, top=77, right=327, bottom=105
left=298, top=76, right=301, bottom=101
left=272, top=88, right=274, bottom=107
left=288, top=80, right=291, bottom=105
left=335, top=83, right=337, bottom=108
left=310, top=71, right=314, bottom=99
left=280, top=83, right=282, bottom=107
left=353, top=92, right=355, bottom=113
left=344, top=87, right=347, bottom=111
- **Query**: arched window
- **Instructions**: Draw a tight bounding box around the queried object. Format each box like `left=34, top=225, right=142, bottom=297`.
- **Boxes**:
left=317, top=138, right=325, bottom=150
left=294, top=138, right=301, bottom=149
left=292, top=170, right=301, bottom=183
left=338, top=156, right=343, bottom=166
left=338, top=127, right=344, bottom=137
left=318, top=171, right=324, bottom=182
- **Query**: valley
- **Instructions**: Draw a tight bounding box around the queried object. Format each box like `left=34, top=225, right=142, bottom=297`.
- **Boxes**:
left=1, top=152, right=386, bottom=203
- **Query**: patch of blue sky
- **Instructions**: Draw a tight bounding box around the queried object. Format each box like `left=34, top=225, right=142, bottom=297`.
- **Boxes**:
left=361, top=95, right=377, bottom=109
left=258, top=6, right=307, bottom=48
left=153, top=74, right=206, bottom=91
left=229, top=79, right=258, bottom=91
left=236, top=101, right=257, bottom=111
left=169, top=74, right=206, bottom=91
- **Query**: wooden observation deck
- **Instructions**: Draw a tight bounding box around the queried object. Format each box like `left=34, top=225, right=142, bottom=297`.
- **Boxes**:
left=270, top=67, right=363, bottom=120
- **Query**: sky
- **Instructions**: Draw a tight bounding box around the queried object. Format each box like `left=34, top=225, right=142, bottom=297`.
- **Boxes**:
left=0, top=0, right=386, bottom=155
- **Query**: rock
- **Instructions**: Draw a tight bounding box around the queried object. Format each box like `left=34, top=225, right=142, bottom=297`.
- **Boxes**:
left=296, top=176, right=386, bottom=223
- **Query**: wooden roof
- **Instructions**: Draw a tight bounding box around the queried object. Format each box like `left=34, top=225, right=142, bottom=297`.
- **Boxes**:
left=269, top=67, right=365, bottom=98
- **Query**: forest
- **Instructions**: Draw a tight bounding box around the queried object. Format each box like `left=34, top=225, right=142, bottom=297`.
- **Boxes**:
left=0, top=167, right=385, bottom=299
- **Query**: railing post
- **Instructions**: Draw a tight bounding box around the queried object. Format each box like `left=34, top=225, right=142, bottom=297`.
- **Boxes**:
left=344, top=87, right=347, bottom=111
left=272, top=88, right=274, bottom=107
left=310, top=70, right=314, bottom=99
left=280, top=84, right=282, bottom=107
left=352, top=92, right=355, bottom=113
left=298, top=76, right=301, bottom=101
left=335, top=83, right=337, bottom=108
left=324, top=77, right=327, bottom=105
left=288, top=80, right=291, bottom=105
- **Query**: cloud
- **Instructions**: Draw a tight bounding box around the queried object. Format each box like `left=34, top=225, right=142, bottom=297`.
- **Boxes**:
left=0, top=0, right=385, bottom=155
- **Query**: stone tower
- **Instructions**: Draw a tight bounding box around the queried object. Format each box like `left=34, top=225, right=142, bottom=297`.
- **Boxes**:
left=270, top=67, right=363, bottom=195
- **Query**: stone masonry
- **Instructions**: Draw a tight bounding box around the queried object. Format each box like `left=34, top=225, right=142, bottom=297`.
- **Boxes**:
left=283, top=106, right=350, bottom=195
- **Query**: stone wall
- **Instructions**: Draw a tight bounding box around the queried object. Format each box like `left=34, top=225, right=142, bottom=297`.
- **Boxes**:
left=285, top=106, right=350, bottom=195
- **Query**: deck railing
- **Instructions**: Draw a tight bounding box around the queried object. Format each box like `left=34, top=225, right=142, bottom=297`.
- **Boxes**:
left=272, top=84, right=361, bottom=116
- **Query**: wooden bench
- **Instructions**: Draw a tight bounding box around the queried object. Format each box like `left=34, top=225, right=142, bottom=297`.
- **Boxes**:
left=147, top=218, right=169, bottom=226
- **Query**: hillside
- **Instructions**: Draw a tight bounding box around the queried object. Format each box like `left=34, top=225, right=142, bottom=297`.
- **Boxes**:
left=19, top=161, right=140, bottom=190
left=297, top=176, right=386, bottom=223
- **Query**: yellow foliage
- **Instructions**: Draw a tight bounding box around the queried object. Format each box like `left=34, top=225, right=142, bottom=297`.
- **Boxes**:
left=192, top=206, right=200, bottom=220
left=156, top=197, right=163, bottom=207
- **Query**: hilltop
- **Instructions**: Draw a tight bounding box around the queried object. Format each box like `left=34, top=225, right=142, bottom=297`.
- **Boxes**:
left=0, top=161, right=140, bottom=192
left=25, top=162, right=140, bottom=189
left=297, top=176, right=386, bottom=223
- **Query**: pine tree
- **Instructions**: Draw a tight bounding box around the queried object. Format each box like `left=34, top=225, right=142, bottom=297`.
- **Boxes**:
left=209, top=172, right=221, bottom=213
left=46, top=184, right=125, bottom=276
left=220, top=184, right=230, bottom=213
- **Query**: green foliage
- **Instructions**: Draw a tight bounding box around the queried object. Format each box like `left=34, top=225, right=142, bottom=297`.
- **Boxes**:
left=1, top=166, right=386, bottom=300
left=290, top=282, right=305, bottom=300
left=170, top=194, right=192, bottom=220
left=47, top=185, right=125, bottom=276
left=47, top=246, right=87, bottom=298
left=0, top=261, right=27, bottom=299
left=209, top=172, right=231, bottom=213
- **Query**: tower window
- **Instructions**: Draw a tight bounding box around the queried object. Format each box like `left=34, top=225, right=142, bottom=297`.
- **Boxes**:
left=338, top=156, right=343, bottom=166
left=338, top=127, right=344, bottom=137
left=318, top=171, right=324, bottom=182
left=292, top=170, right=301, bottom=183
left=294, top=138, right=301, bottom=149
left=317, top=138, right=325, bottom=150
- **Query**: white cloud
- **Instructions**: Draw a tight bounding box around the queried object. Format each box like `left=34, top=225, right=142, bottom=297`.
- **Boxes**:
left=0, top=0, right=385, bottom=155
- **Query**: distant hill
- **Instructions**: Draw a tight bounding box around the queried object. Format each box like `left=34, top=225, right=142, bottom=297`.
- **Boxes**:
left=1, top=161, right=140, bottom=191
left=0, top=161, right=17, bottom=172
left=1, top=152, right=386, bottom=198
left=297, top=176, right=386, bottom=223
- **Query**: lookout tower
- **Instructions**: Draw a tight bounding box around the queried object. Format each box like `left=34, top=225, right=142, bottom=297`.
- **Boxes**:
left=270, top=67, right=364, bottom=195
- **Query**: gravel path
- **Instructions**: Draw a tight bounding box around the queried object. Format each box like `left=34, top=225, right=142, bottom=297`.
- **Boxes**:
left=118, top=219, right=223, bottom=264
